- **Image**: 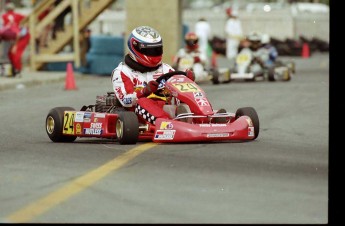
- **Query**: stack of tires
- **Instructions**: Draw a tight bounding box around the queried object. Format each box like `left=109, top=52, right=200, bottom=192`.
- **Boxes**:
left=84, top=35, right=124, bottom=75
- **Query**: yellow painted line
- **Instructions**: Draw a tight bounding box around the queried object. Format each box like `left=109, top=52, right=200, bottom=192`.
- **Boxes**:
left=5, top=142, right=158, bottom=223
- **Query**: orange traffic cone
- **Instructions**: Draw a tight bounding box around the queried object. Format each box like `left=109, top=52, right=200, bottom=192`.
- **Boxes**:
left=64, top=62, right=77, bottom=90
left=301, top=43, right=310, bottom=58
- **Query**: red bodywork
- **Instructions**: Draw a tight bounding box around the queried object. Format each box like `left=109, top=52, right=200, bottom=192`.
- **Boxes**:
left=62, top=75, right=255, bottom=143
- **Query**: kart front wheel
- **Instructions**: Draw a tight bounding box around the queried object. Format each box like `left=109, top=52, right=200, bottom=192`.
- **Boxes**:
left=46, top=107, right=77, bottom=142
left=236, top=107, right=260, bottom=139
left=116, top=112, right=139, bottom=144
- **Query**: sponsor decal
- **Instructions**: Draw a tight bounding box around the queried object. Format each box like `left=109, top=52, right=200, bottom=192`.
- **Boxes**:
left=196, top=98, right=209, bottom=106
left=193, top=92, right=203, bottom=98
left=75, top=112, right=84, bottom=122
left=154, top=130, right=175, bottom=140
left=248, top=126, right=255, bottom=137
left=76, top=123, right=82, bottom=134
left=90, top=122, right=102, bottom=129
left=199, top=124, right=227, bottom=127
left=84, top=112, right=92, bottom=117
left=123, top=97, right=132, bottom=105
left=160, top=122, right=173, bottom=130
left=115, top=87, right=124, bottom=100
left=94, top=113, right=105, bottom=118
left=207, top=133, right=229, bottom=138
left=84, top=128, right=102, bottom=135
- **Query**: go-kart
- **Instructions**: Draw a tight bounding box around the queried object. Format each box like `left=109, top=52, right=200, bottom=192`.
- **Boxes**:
left=229, top=47, right=266, bottom=82
left=174, top=54, right=230, bottom=85
left=45, top=71, right=259, bottom=144
left=230, top=47, right=292, bottom=82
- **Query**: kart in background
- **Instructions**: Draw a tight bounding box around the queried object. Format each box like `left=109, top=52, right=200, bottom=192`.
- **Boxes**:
left=46, top=71, right=259, bottom=144
left=174, top=54, right=231, bottom=85
left=229, top=47, right=293, bottom=82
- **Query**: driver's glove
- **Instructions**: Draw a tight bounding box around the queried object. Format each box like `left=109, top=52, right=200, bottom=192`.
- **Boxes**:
left=141, top=80, right=159, bottom=97
left=185, top=69, right=195, bottom=81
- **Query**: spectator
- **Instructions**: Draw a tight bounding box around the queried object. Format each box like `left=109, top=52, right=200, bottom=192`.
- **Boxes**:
left=1, top=2, right=30, bottom=76
left=80, top=28, right=91, bottom=66
left=194, top=17, right=211, bottom=57
left=37, top=5, right=53, bottom=50
left=52, top=0, right=71, bottom=40
left=224, top=7, right=243, bottom=61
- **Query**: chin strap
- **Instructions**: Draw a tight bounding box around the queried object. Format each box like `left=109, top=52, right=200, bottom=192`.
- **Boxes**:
left=124, top=54, right=161, bottom=73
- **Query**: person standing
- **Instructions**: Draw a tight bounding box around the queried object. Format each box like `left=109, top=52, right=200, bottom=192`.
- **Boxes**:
left=194, top=17, right=211, bottom=57
left=1, top=2, right=30, bottom=76
left=224, top=7, right=243, bottom=61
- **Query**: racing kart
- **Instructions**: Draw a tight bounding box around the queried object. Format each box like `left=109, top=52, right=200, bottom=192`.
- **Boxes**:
left=45, top=71, right=259, bottom=144
left=229, top=47, right=292, bottom=82
left=175, top=54, right=230, bottom=85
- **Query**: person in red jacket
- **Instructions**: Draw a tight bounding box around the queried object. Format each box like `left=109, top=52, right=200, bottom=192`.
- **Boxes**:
left=1, top=2, right=30, bottom=76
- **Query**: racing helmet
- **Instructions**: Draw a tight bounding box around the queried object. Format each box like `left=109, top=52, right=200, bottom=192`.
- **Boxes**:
left=261, top=34, right=271, bottom=45
left=184, top=32, right=199, bottom=51
left=127, top=26, right=163, bottom=68
left=247, top=32, right=262, bottom=51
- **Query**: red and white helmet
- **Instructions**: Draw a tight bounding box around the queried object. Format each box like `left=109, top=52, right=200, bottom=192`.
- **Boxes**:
left=127, top=26, right=163, bottom=68
left=184, top=32, right=199, bottom=51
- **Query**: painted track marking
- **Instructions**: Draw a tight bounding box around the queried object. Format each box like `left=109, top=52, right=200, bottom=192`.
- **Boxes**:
left=5, top=142, right=158, bottom=223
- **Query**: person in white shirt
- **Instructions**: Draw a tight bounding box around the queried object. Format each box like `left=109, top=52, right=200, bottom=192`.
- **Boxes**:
left=224, top=7, right=243, bottom=61
left=194, top=17, right=211, bottom=57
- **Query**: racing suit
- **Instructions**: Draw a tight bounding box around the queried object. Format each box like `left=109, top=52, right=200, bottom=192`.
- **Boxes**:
left=111, top=54, right=174, bottom=125
left=1, top=10, right=29, bottom=74
left=172, top=48, right=208, bottom=82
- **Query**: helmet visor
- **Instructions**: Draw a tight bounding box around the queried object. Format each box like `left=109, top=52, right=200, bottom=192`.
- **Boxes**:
left=133, top=42, right=163, bottom=56
left=186, top=39, right=198, bottom=46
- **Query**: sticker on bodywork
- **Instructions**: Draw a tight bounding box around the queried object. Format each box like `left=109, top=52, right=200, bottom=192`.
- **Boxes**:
left=154, top=130, right=175, bottom=140
left=160, top=122, right=173, bottom=130
left=248, top=126, right=255, bottom=137
left=75, top=112, right=84, bottom=122
left=63, top=111, right=76, bottom=135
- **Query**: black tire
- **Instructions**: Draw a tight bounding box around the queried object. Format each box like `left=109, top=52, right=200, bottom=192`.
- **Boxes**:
left=46, top=107, right=77, bottom=142
left=236, top=107, right=260, bottom=140
left=116, top=112, right=139, bottom=144
left=211, top=70, right=220, bottom=85
left=268, top=68, right=276, bottom=82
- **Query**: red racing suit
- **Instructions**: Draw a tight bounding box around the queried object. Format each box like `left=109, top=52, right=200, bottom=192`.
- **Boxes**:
left=2, top=10, right=30, bottom=72
left=111, top=55, right=174, bottom=125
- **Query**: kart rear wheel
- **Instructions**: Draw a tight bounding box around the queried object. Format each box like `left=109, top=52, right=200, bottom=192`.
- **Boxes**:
left=236, top=107, right=260, bottom=139
left=116, top=112, right=139, bottom=144
left=46, top=107, right=77, bottom=142
left=211, top=70, right=220, bottom=85
left=268, top=69, right=276, bottom=82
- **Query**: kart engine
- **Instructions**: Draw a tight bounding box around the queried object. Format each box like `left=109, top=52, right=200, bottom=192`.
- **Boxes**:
left=95, top=92, right=120, bottom=113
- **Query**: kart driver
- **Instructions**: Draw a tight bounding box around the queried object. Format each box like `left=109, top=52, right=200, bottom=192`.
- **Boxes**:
left=111, top=26, right=195, bottom=125
left=248, top=32, right=278, bottom=70
left=172, top=32, right=208, bottom=82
